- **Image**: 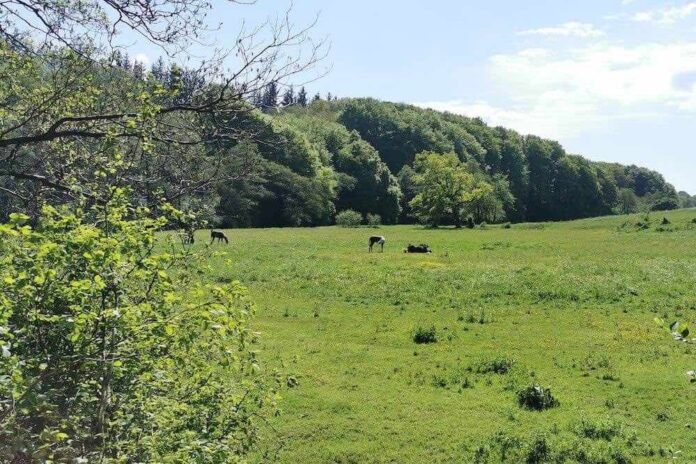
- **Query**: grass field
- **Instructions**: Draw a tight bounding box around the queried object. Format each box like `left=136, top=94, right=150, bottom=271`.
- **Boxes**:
left=193, top=210, right=696, bottom=463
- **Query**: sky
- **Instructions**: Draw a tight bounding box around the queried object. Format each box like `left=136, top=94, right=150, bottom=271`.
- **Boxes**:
left=129, top=1, right=696, bottom=193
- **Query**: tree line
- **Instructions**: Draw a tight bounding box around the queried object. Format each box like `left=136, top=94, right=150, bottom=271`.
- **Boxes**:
left=0, top=59, right=684, bottom=230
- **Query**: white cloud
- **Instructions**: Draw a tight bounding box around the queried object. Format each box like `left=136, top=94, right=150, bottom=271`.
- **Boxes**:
left=518, top=22, right=605, bottom=38
left=415, top=99, right=608, bottom=139
left=489, top=43, right=696, bottom=107
left=631, top=2, right=696, bottom=24
left=415, top=42, right=696, bottom=139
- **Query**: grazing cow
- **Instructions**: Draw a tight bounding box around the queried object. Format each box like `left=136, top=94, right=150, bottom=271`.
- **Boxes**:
left=404, top=243, right=432, bottom=254
left=210, top=230, right=229, bottom=244
left=368, top=235, right=385, bottom=252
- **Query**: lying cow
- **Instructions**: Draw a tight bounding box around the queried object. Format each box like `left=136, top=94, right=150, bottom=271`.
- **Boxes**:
left=404, top=243, right=432, bottom=254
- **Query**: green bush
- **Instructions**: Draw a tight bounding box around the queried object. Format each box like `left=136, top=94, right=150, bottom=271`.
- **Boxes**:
left=413, top=326, right=437, bottom=344
left=475, top=357, right=516, bottom=375
left=0, top=195, right=277, bottom=462
left=650, top=197, right=679, bottom=211
left=366, top=213, right=382, bottom=227
left=335, top=209, right=363, bottom=227
left=517, top=384, right=559, bottom=411
left=576, top=418, right=623, bottom=441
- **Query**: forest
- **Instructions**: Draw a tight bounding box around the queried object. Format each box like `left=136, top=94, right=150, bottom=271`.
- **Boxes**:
left=1, top=54, right=691, bottom=229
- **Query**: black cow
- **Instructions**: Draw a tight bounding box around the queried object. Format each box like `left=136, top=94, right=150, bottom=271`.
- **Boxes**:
left=404, top=243, right=432, bottom=254
left=368, top=235, right=385, bottom=252
left=210, top=230, right=229, bottom=244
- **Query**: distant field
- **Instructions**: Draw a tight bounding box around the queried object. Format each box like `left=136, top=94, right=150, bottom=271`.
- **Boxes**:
left=192, top=209, right=696, bottom=463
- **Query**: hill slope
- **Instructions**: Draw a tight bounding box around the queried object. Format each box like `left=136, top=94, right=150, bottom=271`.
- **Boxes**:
left=216, top=98, right=683, bottom=227
left=285, top=99, right=680, bottom=222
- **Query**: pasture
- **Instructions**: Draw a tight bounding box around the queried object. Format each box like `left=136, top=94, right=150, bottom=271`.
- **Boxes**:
left=194, top=210, right=696, bottom=463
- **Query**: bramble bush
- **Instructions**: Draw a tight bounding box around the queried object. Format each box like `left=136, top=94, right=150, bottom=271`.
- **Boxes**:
left=0, top=191, right=279, bottom=462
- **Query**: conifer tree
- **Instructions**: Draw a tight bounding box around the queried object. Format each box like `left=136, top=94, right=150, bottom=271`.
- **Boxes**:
left=262, top=81, right=279, bottom=111
left=282, top=86, right=296, bottom=106
left=297, top=86, right=309, bottom=107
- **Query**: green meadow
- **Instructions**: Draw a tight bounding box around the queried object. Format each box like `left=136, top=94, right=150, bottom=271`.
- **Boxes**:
left=195, top=209, right=696, bottom=463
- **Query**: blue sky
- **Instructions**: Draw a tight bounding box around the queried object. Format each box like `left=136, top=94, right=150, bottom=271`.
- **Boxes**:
left=130, top=1, right=696, bottom=193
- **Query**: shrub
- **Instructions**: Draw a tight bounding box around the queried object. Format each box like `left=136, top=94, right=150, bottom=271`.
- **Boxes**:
left=469, top=419, right=649, bottom=463
left=476, top=357, right=516, bottom=374
left=650, top=197, right=679, bottom=211
left=661, top=217, right=671, bottom=225
left=525, top=435, right=551, bottom=463
left=335, top=209, right=363, bottom=227
left=517, top=384, right=559, bottom=411
left=576, top=418, right=623, bottom=441
left=466, top=216, right=475, bottom=229
left=502, top=222, right=512, bottom=229
left=366, top=213, right=382, bottom=227
left=518, top=223, right=545, bottom=230
left=0, top=197, right=277, bottom=462
left=413, top=325, right=437, bottom=344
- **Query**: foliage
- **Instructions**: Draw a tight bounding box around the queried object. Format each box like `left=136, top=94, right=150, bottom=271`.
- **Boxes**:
left=617, top=189, right=639, bottom=215
left=2, top=61, right=684, bottom=227
left=470, top=421, right=651, bottom=463
left=409, top=152, right=476, bottom=227
left=280, top=113, right=402, bottom=223
left=650, top=196, right=680, bottom=212
left=412, top=326, right=438, bottom=344
left=335, top=209, right=363, bottom=227
left=678, top=191, right=696, bottom=209
left=517, top=384, right=559, bottom=411
left=366, top=213, right=382, bottom=227
left=326, top=99, right=679, bottom=224
left=474, top=357, right=516, bottom=375
left=0, top=195, right=277, bottom=462
left=467, top=181, right=505, bottom=224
